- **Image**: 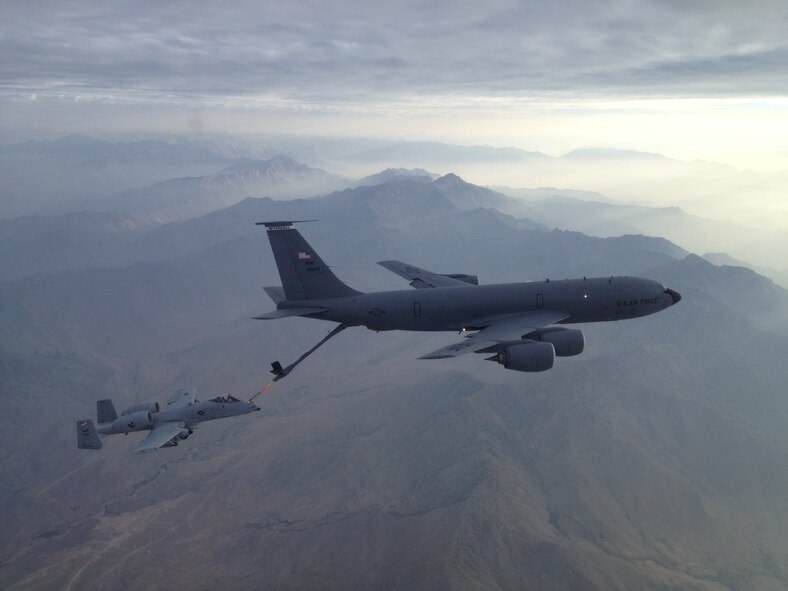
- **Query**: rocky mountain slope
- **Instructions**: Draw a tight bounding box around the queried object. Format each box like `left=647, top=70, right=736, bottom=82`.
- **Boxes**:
left=1, top=170, right=788, bottom=590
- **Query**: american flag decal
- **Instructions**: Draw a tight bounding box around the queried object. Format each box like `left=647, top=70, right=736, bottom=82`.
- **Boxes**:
left=298, top=252, right=311, bottom=260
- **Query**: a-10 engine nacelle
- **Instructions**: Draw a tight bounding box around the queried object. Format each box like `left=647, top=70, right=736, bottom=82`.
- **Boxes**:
left=490, top=341, right=555, bottom=372
left=526, top=327, right=585, bottom=357
left=111, top=410, right=153, bottom=434
left=121, top=402, right=160, bottom=415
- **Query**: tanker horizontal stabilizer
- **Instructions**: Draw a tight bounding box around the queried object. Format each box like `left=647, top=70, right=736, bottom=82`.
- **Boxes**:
left=254, top=307, right=327, bottom=320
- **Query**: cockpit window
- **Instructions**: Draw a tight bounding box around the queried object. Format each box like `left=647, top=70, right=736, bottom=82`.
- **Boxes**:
left=209, top=395, right=240, bottom=403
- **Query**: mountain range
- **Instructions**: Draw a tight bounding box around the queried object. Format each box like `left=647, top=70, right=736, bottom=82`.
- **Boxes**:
left=487, top=190, right=788, bottom=284
left=1, top=173, right=688, bottom=284
left=2, top=159, right=788, bottom=589
left=70, top=155, right=349, bottom=222
left=3, top=134, right=785, bottom=271
left=2, top=139, right=788, bottom=587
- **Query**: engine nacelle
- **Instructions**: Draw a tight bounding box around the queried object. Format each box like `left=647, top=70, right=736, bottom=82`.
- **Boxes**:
left=121, top=402, right=160, bottom=415
left=528, top=327, right=585, bottom=357
left=111, top=410, right=153, bottom=434
left=491, top=341, right=555, bottom=372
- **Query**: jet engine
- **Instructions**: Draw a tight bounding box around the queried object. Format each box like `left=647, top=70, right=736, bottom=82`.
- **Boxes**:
left=526, top=327, right=585, bottom=357
left=489, top=341, right=555, bottom=372
left=121, top=402, right=160, bottom=415
left=111, top=410, right=153, bottom=433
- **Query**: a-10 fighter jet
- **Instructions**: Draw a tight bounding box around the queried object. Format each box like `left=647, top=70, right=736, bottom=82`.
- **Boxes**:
left=77, top=388, right=259, bottom=453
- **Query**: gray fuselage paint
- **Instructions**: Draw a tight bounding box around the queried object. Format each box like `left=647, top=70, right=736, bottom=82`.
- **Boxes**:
left=278, top=276, right=673, bottom=331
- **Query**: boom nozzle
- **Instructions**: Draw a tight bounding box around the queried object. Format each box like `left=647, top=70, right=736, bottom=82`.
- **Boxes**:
left=270, top=361, right=285, bottom=377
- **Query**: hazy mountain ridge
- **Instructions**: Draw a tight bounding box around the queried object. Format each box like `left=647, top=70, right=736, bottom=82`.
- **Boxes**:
left=2, top=236, right=788, bottom=588
left=653, top=253, right=788, bottom=320
left=0, top=173, right=691, bottom=283
left=490, top=190, right=788, bottom=285
left=341, top=141, right=550, bottom=164
left=488, top=185, right=616, bottom=204
left=68, top=155, right=349, bottom=222
left=0, top=135, right=244, bottom=219
left=318, top=137, right=787, bottom=262
left=3, top=135, right=784, bottom=273
left=2, top=148, right=788, bottom=589
left=354, top=167, right=439, bottom=187
left=0, top=211, right=154, bottom=281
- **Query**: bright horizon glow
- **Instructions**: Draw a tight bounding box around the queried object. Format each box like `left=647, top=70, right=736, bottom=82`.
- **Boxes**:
left=3, top=92, right=788, bottom=173
left=4, top=0, right=788, bottom=172
left=2, top=89, right=787, bottom=271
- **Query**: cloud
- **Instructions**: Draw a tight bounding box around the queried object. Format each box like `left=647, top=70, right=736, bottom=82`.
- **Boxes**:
left=3, top=0, right=788, bottom=106
left=3, top=0, right=788, bottom=174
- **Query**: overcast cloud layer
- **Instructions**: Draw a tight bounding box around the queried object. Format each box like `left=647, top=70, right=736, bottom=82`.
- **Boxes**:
left=4, top=0, right=788, bottom=103
left=3, top=0, right=788, bottom=172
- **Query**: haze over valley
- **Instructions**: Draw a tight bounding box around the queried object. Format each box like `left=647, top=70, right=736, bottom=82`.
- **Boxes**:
left=2, top=137, right=788, bottom=589
left=3, top=134, right=787, bottom=283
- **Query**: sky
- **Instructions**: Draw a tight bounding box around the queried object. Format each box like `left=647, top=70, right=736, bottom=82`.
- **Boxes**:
left=2, top=0, right=788, bottom=170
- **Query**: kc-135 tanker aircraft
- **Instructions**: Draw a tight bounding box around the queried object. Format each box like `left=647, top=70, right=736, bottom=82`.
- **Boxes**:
left=256, top=221, right=681, bottom=374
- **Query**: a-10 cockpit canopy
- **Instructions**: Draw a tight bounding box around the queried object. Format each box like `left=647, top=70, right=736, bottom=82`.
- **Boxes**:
left=208, top=395, right=241, bottom=403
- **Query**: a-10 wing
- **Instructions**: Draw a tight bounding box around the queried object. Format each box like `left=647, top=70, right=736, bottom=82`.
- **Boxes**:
left=134, top=422, right=187, bottom=454
left=420, top=310, right=569, bottom=359
left=377, top=260, right=478, bottom=289
left=166, top=387, right=196, bottom=409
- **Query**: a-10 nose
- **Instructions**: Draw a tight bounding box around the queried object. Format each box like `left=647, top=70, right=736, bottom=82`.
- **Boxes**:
left=664, top=288, right=682, bottom=305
